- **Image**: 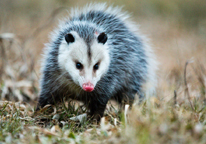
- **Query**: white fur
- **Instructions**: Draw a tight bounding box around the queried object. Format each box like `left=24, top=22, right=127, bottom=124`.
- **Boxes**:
left=58, top=31, right=110, bottom=89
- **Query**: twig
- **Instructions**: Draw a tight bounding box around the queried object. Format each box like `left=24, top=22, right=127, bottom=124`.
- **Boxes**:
left=174, top=90, right=177, bottom=105
left=184, top=60, right=195, bottom=111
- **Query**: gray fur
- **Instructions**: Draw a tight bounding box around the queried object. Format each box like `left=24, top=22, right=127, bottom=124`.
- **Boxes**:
left=36, top=3, right=157, bottom=119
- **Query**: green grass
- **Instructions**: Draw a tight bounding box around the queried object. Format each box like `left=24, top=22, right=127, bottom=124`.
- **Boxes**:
left=1, top=97, right=206, bottom=143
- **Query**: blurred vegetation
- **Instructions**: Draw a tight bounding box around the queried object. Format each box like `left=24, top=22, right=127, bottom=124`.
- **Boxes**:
left=1, top=0, right=206, bottom=29
left=0, top=0, right=206, bottom=143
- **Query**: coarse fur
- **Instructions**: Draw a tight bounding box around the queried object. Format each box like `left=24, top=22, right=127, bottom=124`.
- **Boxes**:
left=36, top=3, right=157, bottom=120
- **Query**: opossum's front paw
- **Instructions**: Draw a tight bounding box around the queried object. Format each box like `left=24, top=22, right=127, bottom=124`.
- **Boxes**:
left=89, top=114, right=103, bottom=123
left=88, top=99, right=108, bottom=123
left=87, top=112, right=104, bottom=123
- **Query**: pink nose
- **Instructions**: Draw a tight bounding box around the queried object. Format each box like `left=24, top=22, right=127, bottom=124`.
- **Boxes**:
left=82, top=82, right=94, bottom=92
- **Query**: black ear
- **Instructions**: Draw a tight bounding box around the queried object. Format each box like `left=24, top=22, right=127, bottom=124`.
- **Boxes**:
left=65, top=33, right=75, bottom=43
left=97, top=32, right=107, bottom=44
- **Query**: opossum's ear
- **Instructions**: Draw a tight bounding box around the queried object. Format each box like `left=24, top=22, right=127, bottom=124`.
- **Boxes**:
left=97, top=32, right=107, bottom=44
left=65, top=33, right=75, bottom=43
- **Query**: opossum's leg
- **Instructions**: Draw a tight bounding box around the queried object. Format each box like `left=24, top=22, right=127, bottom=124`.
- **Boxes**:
left=36, top=92, right=62, bottom=111
left=121, top=93, right=135, bottom=110
left=112, top=91, right=135, bottom=110
left=88, top=97, right=109, bottom=121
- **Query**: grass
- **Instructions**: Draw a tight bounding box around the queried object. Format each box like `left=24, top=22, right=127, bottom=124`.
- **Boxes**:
left=1, top=96, right=206, bottom=143
left=1, top=0, right=206, bottom=143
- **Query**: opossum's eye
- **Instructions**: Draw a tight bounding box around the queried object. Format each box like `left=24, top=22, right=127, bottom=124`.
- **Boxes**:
left=97, top=32, right=107, bottom=44
left=76, top=62, right=83, bottom=70
left=93, top=63, right=99, bottom=70
left=65, top=33, right=75, bottom=43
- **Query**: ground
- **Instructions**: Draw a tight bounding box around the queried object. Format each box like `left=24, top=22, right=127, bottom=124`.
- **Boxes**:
left=0, top=0, right=206, bottom=143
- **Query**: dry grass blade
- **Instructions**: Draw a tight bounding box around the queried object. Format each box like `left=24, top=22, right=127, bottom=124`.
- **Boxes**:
left=124, top=104, right=129, bottom=125
left=33, top=104, right=56, bottom=116
left=29, top=126, right=60, bottom=136
left=0, top=33, right=15, bottom=39
left=184, top=59, right=195, bottom=111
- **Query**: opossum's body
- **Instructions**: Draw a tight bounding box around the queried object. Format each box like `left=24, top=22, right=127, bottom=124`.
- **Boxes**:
left=36, top=3, right=157, bottom=120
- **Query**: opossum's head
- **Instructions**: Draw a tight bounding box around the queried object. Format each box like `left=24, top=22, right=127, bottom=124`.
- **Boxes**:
left=58, top=31, right=110, bottom=92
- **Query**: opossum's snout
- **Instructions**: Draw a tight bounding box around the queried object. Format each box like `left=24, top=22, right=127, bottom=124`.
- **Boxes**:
left=82, top=82, right=94, bottom=92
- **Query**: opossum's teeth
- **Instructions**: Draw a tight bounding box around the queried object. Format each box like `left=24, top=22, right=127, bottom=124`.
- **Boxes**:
left=82, top=82, right=94, bottom=92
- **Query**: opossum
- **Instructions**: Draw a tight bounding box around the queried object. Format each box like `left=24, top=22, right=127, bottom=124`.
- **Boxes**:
left=36, top=3, right=157, bottom=120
